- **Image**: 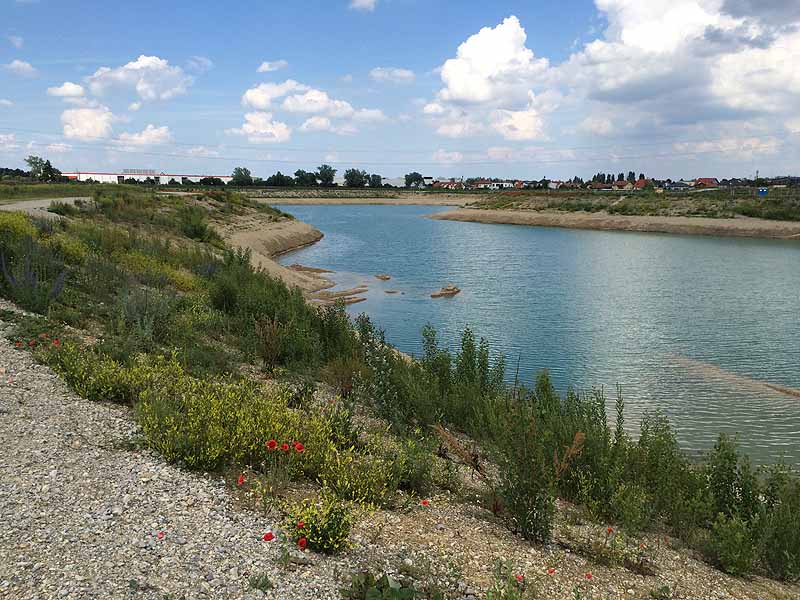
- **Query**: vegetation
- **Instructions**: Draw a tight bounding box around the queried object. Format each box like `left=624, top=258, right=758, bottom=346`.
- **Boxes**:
left=1, top=183, right=799, bottom=589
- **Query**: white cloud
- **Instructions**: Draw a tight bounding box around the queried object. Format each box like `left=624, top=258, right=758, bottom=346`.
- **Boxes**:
left=227, top=112, right=292, bottom=143
left=432, top=149, right=464, bottom=164
left=257, top=60, right=289, bottom=73
left=349, top=0, right=377, bottom=11
left=128, top=101, right=142, bottom=111
left=340, top=74, right=354, bottom=83
left=46, top=142, right=72, bottom=153
left=61, top=105, right=114, bottom=141
left=673, top=136, right=781, bottom=160
left=0, top=133, right=19, bottom=151
left=186, top=145, right=219, bottom=157
left=369, top=67, right=415, bottom=84
left=299, top=116, right=357, bottom=135
left=116, top=124, right=172, bottom=146
left=0, top=99, right=12, bottom=107
left=87, top=55, right=192, bottom=102
left=282, top=88, right=355, bottom=118
left=423, top=102, right=446, bottom=115
left=490, top=106, right=546, bottom=141
left=187, top=56, right=213, bottom=73
left=3, top=59, right=37, bottom=77
left=353, top=108, right=387, bottom=122
left=47, top=81, right=85, bottom=98
left=241, top=80, right=308, bottom=110
left=438, top=16, right=549, bottom=105
left=8, top=35, right=23, bottom=49
left=578, top=115, right=614, bottom=135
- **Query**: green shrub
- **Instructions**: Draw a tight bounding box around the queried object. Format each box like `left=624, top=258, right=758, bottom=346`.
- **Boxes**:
left=340, top=572, right=421, bottom=600
left=1, top=239, right=67, bottom=314
left=610, top=483, right=650, bottom=533
left=709, top=513, right=756, bottom=576
left=707, top=435, right=761, bottom=522
left=394, top=438, right=435, bottom=497
left=0, top=212, right=37, bottom=250
left=759, top=467, right=800, bottom=581
left=284, top=491, right=352, bottom=554
left=46, top=233, right=90, bottom=265
left=316, top=443, right=399, bottom=507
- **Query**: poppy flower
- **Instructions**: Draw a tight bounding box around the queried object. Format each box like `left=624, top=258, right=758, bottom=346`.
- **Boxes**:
left=607, top=527, right=614, bottom=535
left=639, top=543, right=646, bottom=550
left=280, top=443, right=290, bottom=452
left=547, top=567, right=556, bottom=575
left=14, top=341, right=22, bottom=348
left=294, top=442, right=305, bottom=453
left=420, top=499, right=430, bottom=506
left=28, top=340, right=36, bottom=347
left=262, top=531, right=274, bottom=542
left=297, top=520, right=305, bottom=529
left=237, top=473, right=245, bottom=487
left=266, top=440, right=277, bottom=451
left=515, top=574, right=524, bottom=583
left=585, top=572, right=593, bottom=580
left=52, top=339, right=60, bottom=348
left=156, top=531, right=165, bottom=541
left=297, top=537, right=307, bottom=550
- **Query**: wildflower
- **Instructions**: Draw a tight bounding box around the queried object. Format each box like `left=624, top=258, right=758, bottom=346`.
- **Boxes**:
left=28, top=340, right=36, bottom=347
left=52, top=339, right=60, bottom=348
left=585, top=572, right=593, bottom=580
left=14, top=341, right=22, bottom=348
left=297, top=537, right=307, bottom=550
left=420, top=499, right=430, bottom=507
left=237, top=473, right=245, bottom=487
left=262, top=531, right=274, bottom=542
left=515, top=574, right=524, bottom=583
left=156, top=531, right=165, bottom=541
left=39, top=333, right=48, bottom=340
left=297, top=520, right=305, bottom=529
left=294, top=442, right=305, bottom=453
left=547, top=567, right=556, bottom=575
left=266, top=439, right=277, bottom=451
left=639, top=543, right=646, bottom=550
left=280, top=442, right=290, bottom=452
left=606, top=526, right=614, bottom=535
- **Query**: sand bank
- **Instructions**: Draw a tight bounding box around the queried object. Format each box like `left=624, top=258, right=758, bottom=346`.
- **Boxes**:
left=222, top=218, right=333, bottom=292
left=429, top=208, right=800, bottom=240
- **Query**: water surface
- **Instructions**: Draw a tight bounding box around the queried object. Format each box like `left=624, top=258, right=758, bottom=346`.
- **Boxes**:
left=278, top=204, right=800, bottom=466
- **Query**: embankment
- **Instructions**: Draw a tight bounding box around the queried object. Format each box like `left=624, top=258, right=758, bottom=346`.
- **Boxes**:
left=429, top=208, right=800, bottom=240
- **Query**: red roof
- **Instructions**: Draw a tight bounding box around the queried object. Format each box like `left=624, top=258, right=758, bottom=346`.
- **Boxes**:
left=695, top=178, right=718, bottom=186
left=634, top=179, right=648, bottom=189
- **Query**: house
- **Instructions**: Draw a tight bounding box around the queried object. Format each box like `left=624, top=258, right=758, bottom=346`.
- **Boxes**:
left=590, top=181, right=612, bottom=190
left=612, top=180, right=634, bottom=191
left=665, top=181, right=692, bottom=191
left=474, top=179, right=493, bottom=189
left=633, top=179, right=650, bottom=190
left=694, top=177, right=719, bottom=188
left=489, top=181, right=514, bottom=190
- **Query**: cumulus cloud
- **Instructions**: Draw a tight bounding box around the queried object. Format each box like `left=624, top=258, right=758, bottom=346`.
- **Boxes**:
left=0, top=133, right=19, bottom=151
left=116, top=124, right=172, bottom=146
left=227, top=112, right=292, bottom=143
left=46, top=142, right=72, bottom=153
left=353, top=108, right=387, bottom=122
left=282, top=88, right=355, bottom=118
left=242, top=80, right=308, bottom=110
left=61, top=105, right=114, bottom=140
left=349, top=0, right=377, bottom=11
left=432, top=149, right=464, bottom=164
left=257, top=60, right=289, bottom=73
left=87, top=55, right=192, bottom=102
left=579, top=115, right=614, bottom=135
left=673, top=136, right=781, bottom=160
left=186, top=145, right=220, bottom=157
left=299, top=116, right=357, bottom=135
left=3, top=59, right=37, bottom=76
left=47, top=82, right=85, bottom=98
left=370, top=67, right=415, bottom=84
left=186, top=56, right=214, bottom=73
left=0, top=99, right=13, bottom=107
left=8, top=35, right=23, bottom=49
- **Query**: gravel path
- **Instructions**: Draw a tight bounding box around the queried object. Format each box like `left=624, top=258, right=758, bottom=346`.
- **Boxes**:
left=0, top=314, right=343, bottom=600
left=0, top=198, right=88, bottom=219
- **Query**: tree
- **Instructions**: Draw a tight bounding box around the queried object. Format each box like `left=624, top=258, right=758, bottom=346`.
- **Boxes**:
left=617, top=172, right=625, bottom=182
left=294, top=169, right=318, bottom=186
left=405, top=172, right=424, bottom=188
left=638, top=173, right=645, bottom=181
left=24, top=155, right=46, bottom=180
left=265, top=171, right=295, bottom=186
left=41, top=160, right=62, bottom=182
left=199, top=177, right=225, bottom=186
left=344, top=168, right=368, bottom=188
left=369, top=173, right=382, bottom=188
left=316, top=164, right=336, bottom=187
left=627, top=171, right=636, bottom=183
left=231, top=167, right=253, bottom=186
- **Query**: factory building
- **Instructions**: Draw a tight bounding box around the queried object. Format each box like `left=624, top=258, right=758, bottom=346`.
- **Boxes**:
left=61, top=169, right=232, bottom=185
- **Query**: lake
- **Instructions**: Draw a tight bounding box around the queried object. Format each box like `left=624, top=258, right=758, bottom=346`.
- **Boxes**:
left=277, top=204, right=800, bottom=466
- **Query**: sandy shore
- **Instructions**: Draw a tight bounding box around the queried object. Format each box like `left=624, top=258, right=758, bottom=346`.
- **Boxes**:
left=222, top=218, right=334, bottom=292
left=430, top=208, right=800, bottom=240
left=250, top=192, right=466, bottom=206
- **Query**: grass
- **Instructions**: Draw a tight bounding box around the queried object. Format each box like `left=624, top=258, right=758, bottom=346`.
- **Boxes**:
left=0, top=182, right=145, bottom=201
left=1, top=185, right=799, bottom=586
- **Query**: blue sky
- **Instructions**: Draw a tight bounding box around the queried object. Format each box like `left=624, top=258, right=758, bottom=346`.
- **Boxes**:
left=2, top=0, right=799, bottom=180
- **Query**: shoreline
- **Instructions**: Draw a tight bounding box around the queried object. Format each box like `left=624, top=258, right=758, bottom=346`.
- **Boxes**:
left=428, top=208, right=800, bottom=240
left=248, top=192, right=466, bottom=206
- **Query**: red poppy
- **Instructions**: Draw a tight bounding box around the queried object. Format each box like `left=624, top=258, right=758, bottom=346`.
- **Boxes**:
left=262, top=531, right=274, bottom=542
left=639, top=543, right=646, bottom=550
left=297, top=520, right=305, bottom=529
left=297, top=537, right=307, bottom=550
left=607, top=527, right=614, bottom=535
left=420, top=499, right=430, bottom=506
left=515, top=574, right=524, bottom=583
left=156, top=531, right=165, bottom=541
left=585, top=572, right=593, bottom=580
left=14, top=341, right=22, bottom=348
left=28, top=340, right=36, bottom=347
left=237, top=473, right=245, bottom=487
left=294, top=442, right=305, bottom=453
left=280, top=443, right=290, bottom=452
left=547, top=567, right=556, bottom=575
left=52, top=339, right=60, bottom=348
left=266, top=439, right=277, bottom=450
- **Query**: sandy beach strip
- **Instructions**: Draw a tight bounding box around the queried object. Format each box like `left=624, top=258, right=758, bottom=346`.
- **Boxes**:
left=429, top=208, right=800, bottom=240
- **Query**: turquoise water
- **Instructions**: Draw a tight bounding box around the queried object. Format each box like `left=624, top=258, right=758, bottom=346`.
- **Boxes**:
left=278, top=204, right=800, bottom=466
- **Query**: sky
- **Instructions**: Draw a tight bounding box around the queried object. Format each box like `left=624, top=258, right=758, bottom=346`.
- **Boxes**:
left=1, top=0, right=799, bottom=180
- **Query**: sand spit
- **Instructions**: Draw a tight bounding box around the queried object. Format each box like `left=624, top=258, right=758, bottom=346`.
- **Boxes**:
left=221, top=217, right=334, bottom=293
left=429, top=209, right=800, bottom=241
left=669, top=355, right=800, bottom=400
left=310, top=286, right=369, bottom=306
left=375, top=274, right=391, bottom=281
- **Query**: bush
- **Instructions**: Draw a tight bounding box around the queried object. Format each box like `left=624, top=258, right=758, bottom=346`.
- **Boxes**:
left=0, top=212, right=37, bottom=251
left=46, top=233, right=90, bottom=265
left=341, top=572, right=421, bottom=600
left=707, top=435, right=761, bottom=522
left=284, top=491, right=352, bottom=554
left=759, top=467, right=800, bottom=581
left=610, top=483, right=650, bottom=533
left=394, top=438, right=435, bottom=497
left=0, top=239, right=67, bottom=314
left=709, top=513, right=757, bottom=576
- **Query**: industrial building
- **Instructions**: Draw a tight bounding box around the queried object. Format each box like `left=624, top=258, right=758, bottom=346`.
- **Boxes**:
left=61, top=169, right=233, bottom=185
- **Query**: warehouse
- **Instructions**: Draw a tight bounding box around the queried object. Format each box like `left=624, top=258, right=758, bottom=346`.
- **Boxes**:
left=61, top=169, right=233, bottom=185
